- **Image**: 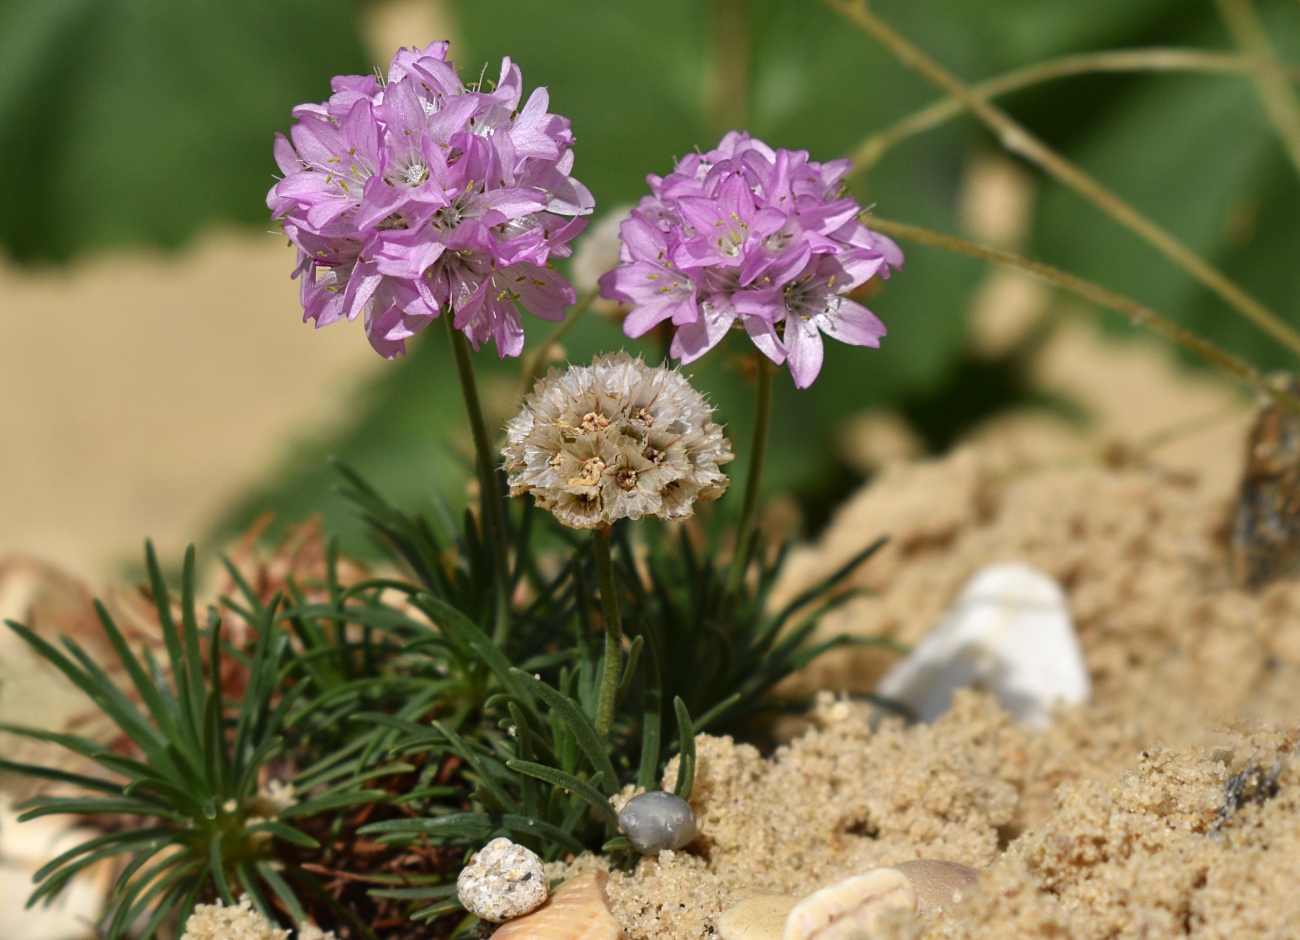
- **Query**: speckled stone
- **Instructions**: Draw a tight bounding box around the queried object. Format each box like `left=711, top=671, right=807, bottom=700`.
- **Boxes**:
left=456, top=838, right=549, bottom=922
left=617, top=791, right=696, bottom=854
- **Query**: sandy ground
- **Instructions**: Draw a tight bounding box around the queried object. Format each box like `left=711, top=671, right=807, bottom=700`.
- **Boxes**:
left=570, top=415, right=1300, bottom=940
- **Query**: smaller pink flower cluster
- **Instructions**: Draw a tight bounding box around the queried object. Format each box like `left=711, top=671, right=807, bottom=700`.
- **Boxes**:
left=598, top=132, right=901, bottom=387
left=268, top=42, right=593, bottom=358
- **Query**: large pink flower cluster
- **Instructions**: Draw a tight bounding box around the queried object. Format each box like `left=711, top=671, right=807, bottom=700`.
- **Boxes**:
left=268, top=42, right=593, bottom=358
left=598, top=132, right=902, bottom=387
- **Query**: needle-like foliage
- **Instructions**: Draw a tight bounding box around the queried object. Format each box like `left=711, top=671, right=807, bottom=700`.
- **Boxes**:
left=0, top=543, right=387, bottom=937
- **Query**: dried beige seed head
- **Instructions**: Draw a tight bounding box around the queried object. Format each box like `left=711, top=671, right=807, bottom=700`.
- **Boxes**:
left=181, top=898, right=288, bottom=940
left=502, top=352, right=733, bottom=529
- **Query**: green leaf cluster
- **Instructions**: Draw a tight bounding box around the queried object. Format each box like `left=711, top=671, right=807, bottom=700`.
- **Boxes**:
left=1, top=465, right=891, bottom=934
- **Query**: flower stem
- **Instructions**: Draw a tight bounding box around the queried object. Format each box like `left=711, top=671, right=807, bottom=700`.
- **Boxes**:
left=826, top=0, right=1300, bottom=362
left=592, top=527, right=624, bottom=739
left=727, top=355, right=774, bottom=596
left=519, top=289, right=597, bottom=396
left=445, top=315, right=512, bottom=643
left=867, top=215, right=1300, bottom=417
left=850, top=48, right=1300, bottom=175
left=1213, top=0, right=1300, bottom=180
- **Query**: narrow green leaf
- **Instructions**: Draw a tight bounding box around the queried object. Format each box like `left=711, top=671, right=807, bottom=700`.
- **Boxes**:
left=506, top=760, right=619, bottom=829
left=412, top=898, right=465, bottom=922
left=257, top=861, right=308, bottom=926
left=673, top=697, right=695, bottom=800
left=617, top=634, right=644, bottom=707
left=601, top=836, right=632, bottom=852
left=17, top=796, right=184, bottom=824
left=511, top=670, right=618, bottom=795
left=430, top=721, right=517, bottom=814
left=359, top=812, right=585, bottom=855
left=0, top=758, right=124, bottom=795
left=277, top=789, right=389, bottom=820
left=210, top=832, right=235, bottom=904
left=367, top=883, right=457, bottom=901
left=245, top=820, right=321, bottom=849
left=770, top=536, right=888, bottom=631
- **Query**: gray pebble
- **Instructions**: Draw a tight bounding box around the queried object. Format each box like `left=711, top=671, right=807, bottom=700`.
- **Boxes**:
left=618, top=790, right=696, bottom=854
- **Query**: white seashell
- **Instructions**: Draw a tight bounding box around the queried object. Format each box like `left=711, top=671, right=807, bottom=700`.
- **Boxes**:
left=782, top=869, right=916, bottom=940
left=457, top=837, right=550, bottom=923
left=492, top=870, right=621, bottom=940
left=875, top=562, right=1090, bottom=727
left=715, top=894, right=800, bottom=940
left=893, top=859, right=979, bottom=914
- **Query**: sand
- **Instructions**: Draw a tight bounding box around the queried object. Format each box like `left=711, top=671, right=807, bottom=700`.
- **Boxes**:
left=576, top=440, right=1300, bottom=940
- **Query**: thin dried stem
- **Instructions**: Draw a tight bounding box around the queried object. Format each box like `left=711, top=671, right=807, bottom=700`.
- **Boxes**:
left=852, top=48, right=1300, bottom=173
left=825, top=0, right=1300, bottom=361
left=867, top=216, right=1300, bottom=417
left=1213, top=0, right=1300, bottom=178
left=519, top=289, right=597, bottom=395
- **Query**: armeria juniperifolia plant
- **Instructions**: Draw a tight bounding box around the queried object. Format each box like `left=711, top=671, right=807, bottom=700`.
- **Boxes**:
left=267, top=41, right=593, bottom=358
left=598, top=131, right=901, bottom=388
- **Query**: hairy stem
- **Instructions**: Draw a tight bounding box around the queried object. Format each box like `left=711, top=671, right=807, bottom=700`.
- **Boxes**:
left=826, top=0, right=1300, bottom=361
left=727, top=356, right=774, bottom=595
left=592, top=527, right=624, bottom=739
left=445, top=315, right=512, bottom=643
left=868, top=216, right=1300, bottom=417
left=852, top=48, right=1300, bottom=174
left=1213, top=0, right=1300, bottom=179
left=519, top=290, right=597, bottom=395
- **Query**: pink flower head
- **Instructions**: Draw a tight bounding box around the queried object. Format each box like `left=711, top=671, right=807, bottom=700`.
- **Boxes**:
left=598, top=132, right=901, bottom=388
left=269, top=43, right=594, bottom=358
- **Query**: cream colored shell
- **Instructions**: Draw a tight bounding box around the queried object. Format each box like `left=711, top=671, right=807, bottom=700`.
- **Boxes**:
left=492, top=871, right=622, bottom=940
left=782, top=869, right=917, bottom=940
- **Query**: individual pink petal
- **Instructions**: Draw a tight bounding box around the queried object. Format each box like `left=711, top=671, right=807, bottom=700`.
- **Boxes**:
left=782, top=314, right=824, bottom=388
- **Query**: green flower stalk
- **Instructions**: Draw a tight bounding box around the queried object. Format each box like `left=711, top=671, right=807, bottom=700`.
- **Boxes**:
left=502, top=351, right=734, bottom=738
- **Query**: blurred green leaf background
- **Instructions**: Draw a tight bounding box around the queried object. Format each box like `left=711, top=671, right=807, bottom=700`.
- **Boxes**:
left=2, top=0, right=1297, bottom=557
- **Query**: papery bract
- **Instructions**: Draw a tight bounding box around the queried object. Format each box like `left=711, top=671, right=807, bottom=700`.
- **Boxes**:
left=269, top=42, right=593, bottom=358
left=502, top=352, right=733, bottom=529
left=598, top=132, right=901, bottom=387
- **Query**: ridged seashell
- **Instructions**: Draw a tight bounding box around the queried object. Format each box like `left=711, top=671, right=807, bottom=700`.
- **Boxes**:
left=457, top=838, right=549, bottom=923
left=715, top=894, right=800, bottom=940
left=492, top=871, right=621, bottom=940
left=782, top=869, right=916, bottom=940
left=893, top=860, right=979, bottom=914
left=875, top=562, right=1090, bottom=727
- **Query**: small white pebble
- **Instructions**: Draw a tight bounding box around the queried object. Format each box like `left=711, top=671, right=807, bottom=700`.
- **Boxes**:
left=457, top=837, right=550, bottom=922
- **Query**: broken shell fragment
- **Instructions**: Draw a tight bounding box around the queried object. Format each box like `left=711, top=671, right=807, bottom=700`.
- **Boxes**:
left=875, top=562, right=1090, bottom=727
left=893, top=860, right=979, bottom=915
left=617, top=790, right=696, bottom=854
left=715, top=894, right=800, bottom=940
left=456, top=837, right=549, bottom=923
left=782, top=868, right=917, bottom=940
left=492, top=870, right=621, bottom=940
